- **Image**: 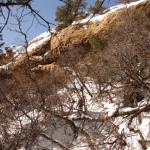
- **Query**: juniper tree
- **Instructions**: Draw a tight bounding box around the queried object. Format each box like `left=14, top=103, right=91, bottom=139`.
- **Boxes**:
left=55, top=0, right=87, bottom=30
left=89, top=0, right=105, bottom=14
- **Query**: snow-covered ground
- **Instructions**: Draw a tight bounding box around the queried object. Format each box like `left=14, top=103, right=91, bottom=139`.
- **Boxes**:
left=27, top=28, right=56, bottom=53
left=56, top=74, right=150, bottom=149
left=27, top=31, right=51, bottom=53
left=0, top=0, right=148, bottom=72
left=72, top=0, right=148, bottom=25
left=3, top=68, right=149, bottom=149
left=0, top=0, right=149, bottom=149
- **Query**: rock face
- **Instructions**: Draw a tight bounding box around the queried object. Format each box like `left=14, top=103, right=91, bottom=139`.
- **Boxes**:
left=0, top=0, right=150, bottom=149
left=1, top=1, right=150, bottom=81
left=0, top=0, right=149, bottom=82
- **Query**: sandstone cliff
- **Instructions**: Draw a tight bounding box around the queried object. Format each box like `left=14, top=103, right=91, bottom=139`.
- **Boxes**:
left=0, top=0, right=150, bottom=149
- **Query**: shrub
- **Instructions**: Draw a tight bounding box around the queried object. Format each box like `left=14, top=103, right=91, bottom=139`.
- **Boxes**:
left=88, top=34, right=107, bottom=50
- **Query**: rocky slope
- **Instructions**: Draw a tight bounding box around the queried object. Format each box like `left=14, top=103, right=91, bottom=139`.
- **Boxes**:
left=0, top=0, right=150, bottom=149
left=0, top=0, right=149, bottom=81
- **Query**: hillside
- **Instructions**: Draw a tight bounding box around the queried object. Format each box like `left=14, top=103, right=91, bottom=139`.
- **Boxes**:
left=0, top=0, right=149, bottom=79
left=0, top=0, right=150, bottom=149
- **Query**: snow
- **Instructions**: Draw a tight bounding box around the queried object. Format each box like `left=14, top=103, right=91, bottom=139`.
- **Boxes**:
left=28, top=28, right=55, bottom=46
left=29, top=32, right=50, bottom=45
left=0, top=62, right=12, bottom=70
left=67, top=113, right=78, bottom=120
left=57, top=76, right=103, bottom=113
left=6, top=74, right=150, bottom=149
left=1, top=0, right=150, bottom=149
left=72, top=13, right=105, bottom=25
left=114, top=111, right=150, bottom=150
left=44, top=50, right=49, bottom=56
left=102, top=102, right=118, bottom=117
left=8, top=110, right=43, bottom=134
left=140, top=113, right=150, bottom=140
left=119, top=107, right=139, bottom=113
left=11, top=45, right=26, bottom=58
left=72, top=135, right=91, bottom=150
left=26, top=28, right=56, bottom=53
left=27, top=31, right=51, bottom=52
left=104, top=4, right=125, bottom=12
left=0, top=29, right=54, bottom=69
left=72, top=0, right=148, bottom=25
left=11, top=45, right=26, bottom=54
left=118, top=120, right=129, bottom=134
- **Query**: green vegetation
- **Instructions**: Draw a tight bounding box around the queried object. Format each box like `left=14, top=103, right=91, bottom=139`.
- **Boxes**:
left=88, top=34, right=107, bottom=50
left=55, top=0, right=106, bottom=31
left=55, top=0, right=87, bottom=30
left=89, top=0, right=105, bottom=14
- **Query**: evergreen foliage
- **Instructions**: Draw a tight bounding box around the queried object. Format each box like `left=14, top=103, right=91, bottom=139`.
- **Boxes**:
left=55, top=0, right=87, bottom=30
left=89, top=0, right=105, bottom=14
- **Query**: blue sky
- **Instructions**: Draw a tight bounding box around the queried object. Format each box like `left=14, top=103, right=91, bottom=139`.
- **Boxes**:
left=2, top=0, right=118, bottom=46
